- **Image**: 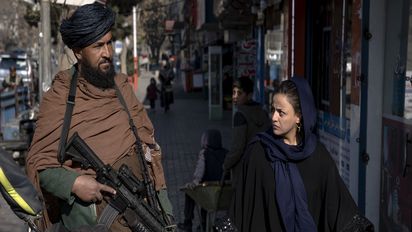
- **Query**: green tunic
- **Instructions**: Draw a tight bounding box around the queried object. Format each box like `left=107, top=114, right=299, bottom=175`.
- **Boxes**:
left=39, top=168, right=97, bottom=231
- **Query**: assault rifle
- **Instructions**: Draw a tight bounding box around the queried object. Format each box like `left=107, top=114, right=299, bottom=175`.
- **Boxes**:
left=134, top=132, right=157, bottom=210
left=63, top=132, right=174, bottom=232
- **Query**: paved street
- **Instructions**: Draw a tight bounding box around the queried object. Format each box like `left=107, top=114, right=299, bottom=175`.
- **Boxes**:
left=140, top=71, right=232, bottom=230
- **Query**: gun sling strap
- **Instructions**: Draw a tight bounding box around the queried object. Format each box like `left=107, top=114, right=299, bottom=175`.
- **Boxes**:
left=57, top=68, right=161, bottom=230
left=57, top=65, right=78, bottom=164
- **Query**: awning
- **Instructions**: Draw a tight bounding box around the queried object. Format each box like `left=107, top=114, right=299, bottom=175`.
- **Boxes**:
left=54, top=0, right=97, bottom=6
left=23, top=0, right=102, bottom=7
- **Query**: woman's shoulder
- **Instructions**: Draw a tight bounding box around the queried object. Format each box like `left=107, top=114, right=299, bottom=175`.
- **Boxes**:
left=306, top=141, right=336, bottom=169
left=314, top=142, right=333, bottom=160
left=297, top=142, right=338, bottom=187
left=244, top=140, right=268, bottom=162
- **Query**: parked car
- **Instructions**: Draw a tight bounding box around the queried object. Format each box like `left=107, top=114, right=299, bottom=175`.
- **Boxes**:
left=0, top=51, right=33, bottom=88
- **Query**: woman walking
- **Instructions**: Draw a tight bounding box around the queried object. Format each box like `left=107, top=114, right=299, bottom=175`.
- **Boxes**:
left=230, top=76, right=373, bottom=231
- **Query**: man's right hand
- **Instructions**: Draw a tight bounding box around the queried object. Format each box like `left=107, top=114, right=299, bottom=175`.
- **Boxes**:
left=72, top=175, right=116, bottom=203
left=185, top=182, right=198, bottom=190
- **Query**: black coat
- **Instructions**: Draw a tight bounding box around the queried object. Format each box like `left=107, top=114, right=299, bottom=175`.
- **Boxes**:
left=230, top=141, right=358, bottom=232
left=159, top=68, right=174, bottom=107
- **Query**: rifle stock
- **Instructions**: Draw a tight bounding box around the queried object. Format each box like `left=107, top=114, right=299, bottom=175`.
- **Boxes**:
left=65, top=132, right=173, bottom=232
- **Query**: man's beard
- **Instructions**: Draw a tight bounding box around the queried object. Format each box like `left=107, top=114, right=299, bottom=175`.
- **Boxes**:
left=80, top=58, right=116, bottom=89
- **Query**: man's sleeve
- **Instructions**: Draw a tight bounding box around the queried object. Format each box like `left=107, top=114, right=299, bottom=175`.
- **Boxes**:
left=223, top=112, right=248, bottom=170
left=192, top=149, right=205, bottom=184
left=39, top=167, right=80, bottom=205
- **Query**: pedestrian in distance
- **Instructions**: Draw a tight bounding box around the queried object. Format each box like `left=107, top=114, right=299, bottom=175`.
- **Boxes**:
left=159, top=61, right=175, bottom=113
left=2, top=66, right=23, bottom=90
left=229, top=76, right=374, bottom=231
left=146, top=77, right=160, bottom=111
left=178, top=129, right=228, bottom=232
left=25, top=3, right=173, bottom=232
left=222, top=76, right=271, bottom=187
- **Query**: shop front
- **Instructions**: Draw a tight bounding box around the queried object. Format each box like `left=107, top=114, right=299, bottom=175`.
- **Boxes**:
left=379, top=0, right=412, bottom=230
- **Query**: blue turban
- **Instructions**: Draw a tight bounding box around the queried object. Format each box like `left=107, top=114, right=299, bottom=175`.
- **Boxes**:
left=60, top=3, right=115, bottom=49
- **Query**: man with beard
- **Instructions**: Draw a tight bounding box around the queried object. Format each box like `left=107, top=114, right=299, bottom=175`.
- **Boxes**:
left=26, top=3, right=172, bottom=232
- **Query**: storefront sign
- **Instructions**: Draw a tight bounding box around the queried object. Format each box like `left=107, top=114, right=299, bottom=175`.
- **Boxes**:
left=317, top=111, right=351, bottom=187
left=236, top=39, right=256, bottom=78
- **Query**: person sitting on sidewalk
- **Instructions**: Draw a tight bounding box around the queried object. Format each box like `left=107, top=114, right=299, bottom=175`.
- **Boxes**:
left=2, top=66, right=23, bottom=90
left=178, top=129, right=228, bottom=232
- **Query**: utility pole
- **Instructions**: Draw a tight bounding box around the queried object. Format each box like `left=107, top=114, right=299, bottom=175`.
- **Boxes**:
left=132, top=6, right=139, bottom=92
left=255, top=1, right=266, bottom=105
left=39, top=0, right=51, bottom=100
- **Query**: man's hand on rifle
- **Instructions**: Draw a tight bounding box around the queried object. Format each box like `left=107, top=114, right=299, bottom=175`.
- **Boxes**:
left=72, top=175, right=116, bottom=203
left=184, top=181, right=198, bottom=190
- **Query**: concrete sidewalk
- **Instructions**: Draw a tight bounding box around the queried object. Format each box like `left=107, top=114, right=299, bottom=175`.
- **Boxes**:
left=144, top=75, right=232, bottom=230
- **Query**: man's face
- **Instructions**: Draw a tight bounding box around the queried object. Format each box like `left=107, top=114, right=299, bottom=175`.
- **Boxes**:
left=76, top=31, right=114, bottom=74
left=75, top=32, right=115, bottom=89
left=232, top=86, right=251, bottom=106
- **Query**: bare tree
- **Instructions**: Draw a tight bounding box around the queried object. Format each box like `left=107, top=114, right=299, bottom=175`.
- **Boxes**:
left=0, top=1, right=39, bottom=52
left=140, top=0, right=167, bottom=64
left=0, top=1, right=21, bottom=51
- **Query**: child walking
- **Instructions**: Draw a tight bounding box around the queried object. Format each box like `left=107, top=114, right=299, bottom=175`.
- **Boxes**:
left=146, top=77, right=160, bottom=110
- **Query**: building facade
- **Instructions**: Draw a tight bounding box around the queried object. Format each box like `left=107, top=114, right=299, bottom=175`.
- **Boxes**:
left=182, top=1, right=412, bottom=230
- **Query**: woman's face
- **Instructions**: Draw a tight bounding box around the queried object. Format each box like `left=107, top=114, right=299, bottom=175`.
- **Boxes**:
left=271, top=93, right=301, bottom=145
